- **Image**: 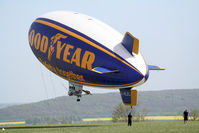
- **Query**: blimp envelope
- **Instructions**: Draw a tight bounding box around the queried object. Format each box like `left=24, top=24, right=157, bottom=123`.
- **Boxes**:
left=28, top=11, right=148, bottom=88
left=28, top=11, right=164, bottom=103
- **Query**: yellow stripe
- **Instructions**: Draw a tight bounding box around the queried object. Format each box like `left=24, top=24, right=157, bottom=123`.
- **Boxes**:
left=131, top=90, right=137, bottom=106
left=34, top=20, right=141, bottom=74
left=133, top=38, right=139, bottom=54
left=82, top=116, right=191, bottom=121
left=0, top=121, right=25, bottom=125
left=91, top=68, right=102, bottom=74
left=145, top=116, right=184, bottom=120
left=150, top=68, right=165, bottom=70
left=82, top=118, right=112, bottom=121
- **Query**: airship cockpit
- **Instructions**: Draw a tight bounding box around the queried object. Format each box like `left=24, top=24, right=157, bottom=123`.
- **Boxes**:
left=68, top=82, right=91, bottom=102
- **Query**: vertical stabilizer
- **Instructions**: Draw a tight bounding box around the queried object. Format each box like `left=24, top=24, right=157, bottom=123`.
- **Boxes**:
left=119, top=88, right=138, bottom=106
left=121, top=32, right=139, bottom=55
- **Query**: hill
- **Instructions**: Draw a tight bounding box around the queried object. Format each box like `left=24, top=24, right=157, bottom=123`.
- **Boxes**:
left=0, top=89, right=198, bottom=122
left=0, top=104, right=17, bottom=109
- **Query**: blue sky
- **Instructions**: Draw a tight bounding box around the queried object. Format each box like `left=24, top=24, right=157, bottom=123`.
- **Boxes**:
left=0, top=0, right=199, bottom=103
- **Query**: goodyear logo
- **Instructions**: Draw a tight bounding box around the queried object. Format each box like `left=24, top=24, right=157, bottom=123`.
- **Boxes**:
left=29, top=30, right=95, bottom=70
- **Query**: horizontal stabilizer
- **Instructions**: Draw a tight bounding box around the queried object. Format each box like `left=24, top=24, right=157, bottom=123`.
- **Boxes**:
left=92, top=67, right=119, bottom=74
left=148, top=65, right=165, bottom=70
left=121, top=32, right=139, bottom=55
left=119, top=88, right=137, bottom=106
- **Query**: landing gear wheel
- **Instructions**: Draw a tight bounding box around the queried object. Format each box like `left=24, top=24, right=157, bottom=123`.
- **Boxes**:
left=77, top=98, right=80, bottom=102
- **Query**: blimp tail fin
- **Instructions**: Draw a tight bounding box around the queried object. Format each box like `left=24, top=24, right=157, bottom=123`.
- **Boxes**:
left=92, top=67, right=119, bottom=74
left=121, top=32, right=139, bottom=55
left=119, top=88, right=137, bottom=106
left=148, top=65, right=165, bottom=70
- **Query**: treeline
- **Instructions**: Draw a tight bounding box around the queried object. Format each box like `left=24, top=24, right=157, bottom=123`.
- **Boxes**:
left=0, top=89, right=199, bottom=123
left=112, top=103, right=199, bottom=122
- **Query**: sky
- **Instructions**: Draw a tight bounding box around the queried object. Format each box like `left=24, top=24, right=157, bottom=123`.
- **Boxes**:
left=0, top=0, right=199, bottom=103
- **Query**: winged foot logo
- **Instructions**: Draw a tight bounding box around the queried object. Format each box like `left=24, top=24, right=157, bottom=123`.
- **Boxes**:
left=48, top=33, right=67, bottom=61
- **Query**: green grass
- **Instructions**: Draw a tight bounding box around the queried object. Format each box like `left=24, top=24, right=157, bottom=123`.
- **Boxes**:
left=0, top=121, right=198, bottom=133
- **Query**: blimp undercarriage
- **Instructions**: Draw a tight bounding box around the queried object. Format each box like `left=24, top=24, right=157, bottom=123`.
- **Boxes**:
left=68, top=82, right=91, bottom=101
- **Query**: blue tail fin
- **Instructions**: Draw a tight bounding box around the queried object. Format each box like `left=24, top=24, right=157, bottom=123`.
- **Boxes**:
left=121, top=32, right=139, bottom=55
left=92, top=67, right=119, bottom=74
left=119, top=88, right=137, bottom=106
left=148, top=65, right=165, bottom=70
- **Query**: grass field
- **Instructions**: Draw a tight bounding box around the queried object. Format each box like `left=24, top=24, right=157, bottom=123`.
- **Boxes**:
left=0, top=121, right=198, bottom=133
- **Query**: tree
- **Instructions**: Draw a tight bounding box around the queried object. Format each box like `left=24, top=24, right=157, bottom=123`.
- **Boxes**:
left=190, top=109, right=199, bottom=121
left=112, top=103, right=135, bottom=122
left=133, top=108, right=148, bottom=122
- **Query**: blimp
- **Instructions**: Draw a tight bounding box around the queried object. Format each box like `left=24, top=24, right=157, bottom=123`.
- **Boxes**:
left=28, top=11, right=164, bottom=105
